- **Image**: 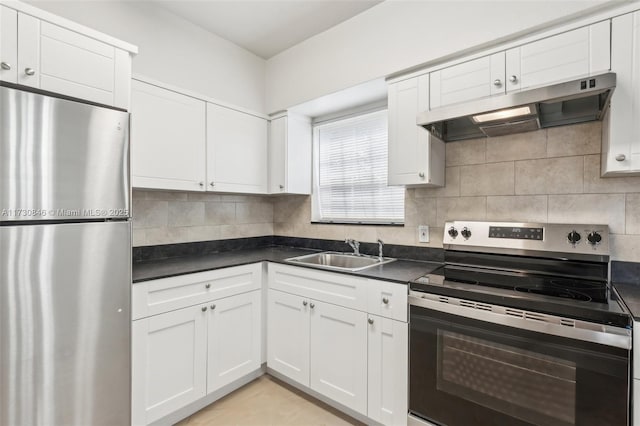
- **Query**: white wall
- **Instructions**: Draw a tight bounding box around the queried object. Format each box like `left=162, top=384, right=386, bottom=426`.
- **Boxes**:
left=27, top=0, right=266, bottom=112
left=265, top=0, right=620, bottom=113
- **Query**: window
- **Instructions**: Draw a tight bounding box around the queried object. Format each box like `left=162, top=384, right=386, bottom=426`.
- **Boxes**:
left=312, top=109, right=404, bottom=224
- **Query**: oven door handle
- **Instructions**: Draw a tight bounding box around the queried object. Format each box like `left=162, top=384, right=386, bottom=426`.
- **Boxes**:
left=409, top=293, right=631, bottom=350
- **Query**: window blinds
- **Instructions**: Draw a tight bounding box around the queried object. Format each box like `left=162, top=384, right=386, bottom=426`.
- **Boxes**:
left=314, top=109, right=405, bottom=224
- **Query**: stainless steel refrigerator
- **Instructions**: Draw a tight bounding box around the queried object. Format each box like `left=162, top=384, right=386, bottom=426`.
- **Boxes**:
left=0, top=85, right=131, bottom=425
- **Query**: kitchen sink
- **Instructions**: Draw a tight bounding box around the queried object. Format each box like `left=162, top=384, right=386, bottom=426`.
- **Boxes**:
left=285, top=251, right=396, bottom=272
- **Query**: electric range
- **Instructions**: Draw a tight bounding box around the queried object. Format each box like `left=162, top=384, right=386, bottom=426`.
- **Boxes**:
left=408, top=221, right=631, bottom=426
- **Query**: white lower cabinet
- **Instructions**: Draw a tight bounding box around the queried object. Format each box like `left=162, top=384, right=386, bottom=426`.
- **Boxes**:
left=207, top=290, right=261, bottom=391
left=310, top=301, right=368, bottom=415
left=368, top=315, right=408, bottom=425
left=132, top=264, right=263, bottom=426
left=132, top=305, right=207, bottom=425
left=267, top=289, right=310, bottom=386
left=267, top=264, right=408, bottom=425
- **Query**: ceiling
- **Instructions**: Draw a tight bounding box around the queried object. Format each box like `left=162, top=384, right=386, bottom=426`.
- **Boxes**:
left=153, top=0, right=383, bottom=59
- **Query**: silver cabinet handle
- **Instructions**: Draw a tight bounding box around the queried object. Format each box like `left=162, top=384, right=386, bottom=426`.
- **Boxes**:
left=493, top=79, right=502, bottom=87
left=210, top=304, right=216, bottom=310
left=310, top=302, right=315, bottom=309
left=302, top=300, right=308, bottom=306
left=209, top=182, right=215, bottom=187
left=201, top=306, right=208, bottom=312
left=509, top=75, right=518, bottom=83
left=0, top=62, right=11, bottom=70
left=279, top=184, right=284, bottom=190
left=368, top=318, right=374, bottom=325
left=418, top=172, right=425, bottom=178
left=382, top=297, right=389, bottom=305
left=24, top=68, right=35, bottom=76
left=616, top=154, right=626, bottom=162
left=205, top=283, right=211, bottom=289
left=198, top=181, right=204, bottom=187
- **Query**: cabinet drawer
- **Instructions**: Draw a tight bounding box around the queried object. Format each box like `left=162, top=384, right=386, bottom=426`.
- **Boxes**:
left=367, top=280, right=408, bottom=322
left=268, top=263, right=368, bottom=311
left=133, top=263, right=262, bottom=319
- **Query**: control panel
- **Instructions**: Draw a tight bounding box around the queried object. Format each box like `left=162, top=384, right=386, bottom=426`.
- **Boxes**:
left=489, top=226, right=543, bottom=240
left=443, top=221, right=609, bottom=257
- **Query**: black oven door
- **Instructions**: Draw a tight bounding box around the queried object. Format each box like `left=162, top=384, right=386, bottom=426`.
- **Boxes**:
left=409, top=297, right=630, bottom=426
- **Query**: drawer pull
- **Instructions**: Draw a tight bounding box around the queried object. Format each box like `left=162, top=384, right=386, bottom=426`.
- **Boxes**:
left=201, top=306, right=207, bottom=312
left=205, top=283, right=211, bottom=289
left=382, top=297, right=389, bottom=304
left=368, top=318, right=374, bottom=325
left=302, top=300, right=308, bottom=306
left=210, top=304, right=216, bottom=310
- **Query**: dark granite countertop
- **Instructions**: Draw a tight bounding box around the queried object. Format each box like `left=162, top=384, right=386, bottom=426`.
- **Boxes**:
left=132, top=246, right=443, bottom=284
left=614, top=282, right=640, bottom=321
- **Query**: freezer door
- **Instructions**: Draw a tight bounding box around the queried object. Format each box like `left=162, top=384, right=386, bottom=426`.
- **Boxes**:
left=0, top=86, right=130, bottom=221
left=0, top=222, right=131, bottom=426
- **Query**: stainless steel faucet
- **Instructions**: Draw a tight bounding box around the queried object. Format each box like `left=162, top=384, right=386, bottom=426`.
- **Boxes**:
left=345, top=238, right=360, bottom=256
left=377, top=239, right=384, bottom=260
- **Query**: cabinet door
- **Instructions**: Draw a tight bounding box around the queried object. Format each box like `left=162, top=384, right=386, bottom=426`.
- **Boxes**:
left=268, top=116, right=287, bottom=193
left=368, top=315, right=408, bottom=426
left=310, top=301, right=367, bottom=415
left=38, top=22, right=120, bottom=107
left=267, top=289, right=310, bottom=387
left=506, top=21, right=610, bottom=93
left=430, top=52, right=505, bottom=109
left=207, top=290, right=262, bottom=393
left=603, top=12, right=640, bottom=175
left=132, top=305, right=207, bottom=425
left=0, top=6, right=17, bottom=83
left=131, top=80, right=207, bottom=191
left=16, top=12, right=39, bottom=88
left=388, top=75, right=444, bottom=187
left=207, top=103, right=268, bottom=194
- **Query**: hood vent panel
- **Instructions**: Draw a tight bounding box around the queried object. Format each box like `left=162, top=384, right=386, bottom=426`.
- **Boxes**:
left=418, top=73, right=615, bottom=142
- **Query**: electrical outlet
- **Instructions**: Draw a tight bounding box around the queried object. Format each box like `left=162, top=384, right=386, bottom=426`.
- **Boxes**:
left=418, top=225, right=429, bottom=243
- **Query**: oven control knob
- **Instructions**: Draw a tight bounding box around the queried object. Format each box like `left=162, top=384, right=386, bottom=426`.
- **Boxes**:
left=587, top=231, right=602, bottom=245
left=448, top=227, right=458, bottom=238
left=567, top=230, right=581, bottom=244
left=461, top=227, right=472, bottom=239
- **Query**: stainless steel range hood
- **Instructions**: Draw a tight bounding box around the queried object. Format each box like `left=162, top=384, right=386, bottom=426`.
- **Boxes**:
left=417, top=72, right=616, bottom=142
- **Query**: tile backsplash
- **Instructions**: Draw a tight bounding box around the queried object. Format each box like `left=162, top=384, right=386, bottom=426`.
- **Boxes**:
left=133, top=121, right=640, bottom=262
left=132, top=191, right=274, bottom=246
left=273, top=122, right=640, bottom=262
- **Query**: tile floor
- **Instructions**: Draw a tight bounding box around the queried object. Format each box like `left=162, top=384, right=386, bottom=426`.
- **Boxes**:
left=176, top=375, right=364, bottom=426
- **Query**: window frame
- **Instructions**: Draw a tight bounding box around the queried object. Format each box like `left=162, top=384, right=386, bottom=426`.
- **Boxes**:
left=310, top=108, right=405, bottom=226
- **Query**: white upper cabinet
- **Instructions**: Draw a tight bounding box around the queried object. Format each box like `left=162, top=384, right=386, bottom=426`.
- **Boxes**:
left=131, top=79, right=207, bottom=192
left=430, top=52, right=505, bottom=109
left=388, top=74, right=445, bottom=187
left=130, top=77, right=269, bottom=194
left=0, top=4, right=134, bottom=109
left=0, top=6, right=17, bottom=84
left=505, top=21, right=611, bottom=93
left=602, top=12, right=640, bottom=176
left=428, top=21, right=610, bottom=106
left=206, top=103, right=268, bottom=194
left=268, top=113, right=312, bottom=194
